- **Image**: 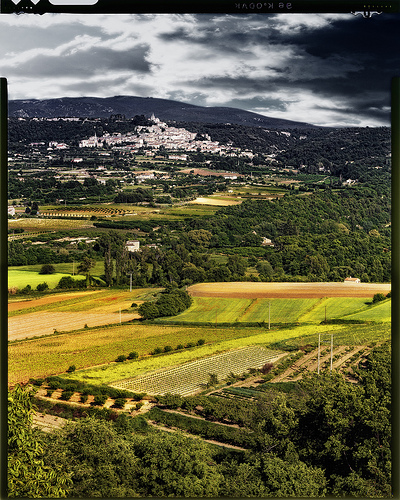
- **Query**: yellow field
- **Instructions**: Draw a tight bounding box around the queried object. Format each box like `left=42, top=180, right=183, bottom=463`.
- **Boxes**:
left=8, top=217, right=93, bottom=233
left=189, top=196, right=241, bottom=206
left=8, top=289, right=160, bottom=340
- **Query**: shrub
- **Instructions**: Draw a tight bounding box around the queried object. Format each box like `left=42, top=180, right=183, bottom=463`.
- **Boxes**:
left=80, top=394, right=88, bottom=404
left=207, top=373, right=219, bottom=388
left=176, top=344, right=184, bottom=350
left=115, top=355, right=127, bottom=363
left=112, top=398, right=127, bottom=409
left=163, top=345, right=173, bottom=352
left=261, top=362, right=274, bottom=374
left=56, top=276, right=76, bottom=289
left=93, top=394, right=108, bottom=406
left=36, top=282, right=49, bottom=292
left=20, top=284, right=32, bottom=295
left=39, top=264, right=55, bottom=275
left=128, top=351, right=138, bottom=360
left=197, top=339, right=205, bottom=346
left=131, top=303, right=138, bottom=308
left=135, top=402, right=144, bottom=411
left=186, top=342, right=195, bottom=348
left=66, top=365, right=76, bottom=373
left=373, top=293, right=386, bottom=303
left=151, top=347, right=163, bottom=355
left=60, top=390, right=74, bottom=401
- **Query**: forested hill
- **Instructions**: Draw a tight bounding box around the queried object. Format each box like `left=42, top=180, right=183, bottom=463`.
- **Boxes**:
left=180, top=122, right=391, bottom=174
left=184, top=189, right=391, bottom=282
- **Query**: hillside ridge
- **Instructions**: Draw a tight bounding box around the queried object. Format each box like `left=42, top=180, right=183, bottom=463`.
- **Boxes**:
left=8, top=95, right=316, bottom=129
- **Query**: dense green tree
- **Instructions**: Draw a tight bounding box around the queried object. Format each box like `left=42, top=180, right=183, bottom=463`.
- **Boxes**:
left=39, top=263, right=55, bottom=275
left=8, top=385, right=72, bottom=497
left=132, top=432, right=223, bottom=497
left=43, top=418, right=139, bottom=498
left=77, top=256, right=96, bottom=288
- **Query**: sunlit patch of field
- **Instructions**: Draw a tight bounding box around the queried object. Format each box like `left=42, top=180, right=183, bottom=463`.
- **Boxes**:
left=189, top=197, right=241, bottom=206
left=163, top=297, right=320, bottom=324
left=298, top=297, right=372, bottom=322
left=9, top=313, right=391, bottom=387
left=8, top=270, right=87, bottom=290
left=342, top=299, right=391, bottom=322
left=8, top=289, right=162, bottom=341
left=162, top=297, right=252, bottom=323
left=8, top=288, right=158, bottom=316
left=8, top=217, right=93, bottom=232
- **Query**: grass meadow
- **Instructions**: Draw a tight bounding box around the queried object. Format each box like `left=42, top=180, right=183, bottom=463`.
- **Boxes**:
left=8, top=270, right=87, bottom=290
left=161, top=296, right=390, bottom=325
left=8, top=261, right=106, bottom=290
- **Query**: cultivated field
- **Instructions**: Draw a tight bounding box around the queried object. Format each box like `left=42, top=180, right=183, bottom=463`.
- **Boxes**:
left=8, top=281, right=391, bottom=392
left=188, top=281, right=392, bottom=298
left=189, top=196, right=241, bottom=206
left=164, top=295, right=391, bottom=325
left=9, top=323, right=285, bottom=385
left=7, top=289, right=157, bottom=340
left=112, top=346, right=283, bottom=396
left=8, top=217, right=93, bottom=233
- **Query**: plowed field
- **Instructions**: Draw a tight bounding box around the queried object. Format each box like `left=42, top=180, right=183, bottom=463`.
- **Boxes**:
left=8, top=311, right=140, bottom=341
left=188, top=282, right=391, bottom=299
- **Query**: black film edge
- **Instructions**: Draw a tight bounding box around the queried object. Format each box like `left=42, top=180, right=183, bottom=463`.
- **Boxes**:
left=0, top=0, right=399, bottom=14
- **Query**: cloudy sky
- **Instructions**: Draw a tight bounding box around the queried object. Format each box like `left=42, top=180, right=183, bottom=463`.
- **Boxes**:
left=0, top=12, right=399, bottom=126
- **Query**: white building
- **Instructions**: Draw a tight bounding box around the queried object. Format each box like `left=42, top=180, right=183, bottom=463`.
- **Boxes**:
left=126, top=240, right=140, bottom=252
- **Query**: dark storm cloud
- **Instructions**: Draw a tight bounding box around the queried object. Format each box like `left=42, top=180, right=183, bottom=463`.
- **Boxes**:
left=161, top=13, right=398, bottom=125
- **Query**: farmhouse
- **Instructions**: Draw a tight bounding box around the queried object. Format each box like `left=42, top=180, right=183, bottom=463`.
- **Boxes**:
left=344, top=277, right=361, bottom=283
left=126, top=240, right=140, bottom=252
left=261, top=237, right=274, bottom=247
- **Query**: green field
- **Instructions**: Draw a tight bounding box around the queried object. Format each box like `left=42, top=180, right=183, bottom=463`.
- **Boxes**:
left=162, top=296, right=390, bottom=325
left=8, top=270, right=87, bottom=290
left=299, top=297, right=373, bottom=322
left=8, top=261, right=107, bottom=290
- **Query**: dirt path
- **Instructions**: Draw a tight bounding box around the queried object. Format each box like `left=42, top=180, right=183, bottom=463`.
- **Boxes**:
left=32, top=412, right=72, bottom=433
left=147, top=420, right=248, bottom=451
left=162, top=408, right=242, bottom=429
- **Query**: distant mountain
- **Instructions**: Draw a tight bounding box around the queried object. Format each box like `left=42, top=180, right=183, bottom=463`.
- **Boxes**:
left=8, top=95, right=315, bottom=129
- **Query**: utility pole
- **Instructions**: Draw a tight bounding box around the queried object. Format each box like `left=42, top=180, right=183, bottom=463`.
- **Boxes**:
left=268, top=301, right=271, bottom=330
left=317, top=333, right=321, bottom=375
